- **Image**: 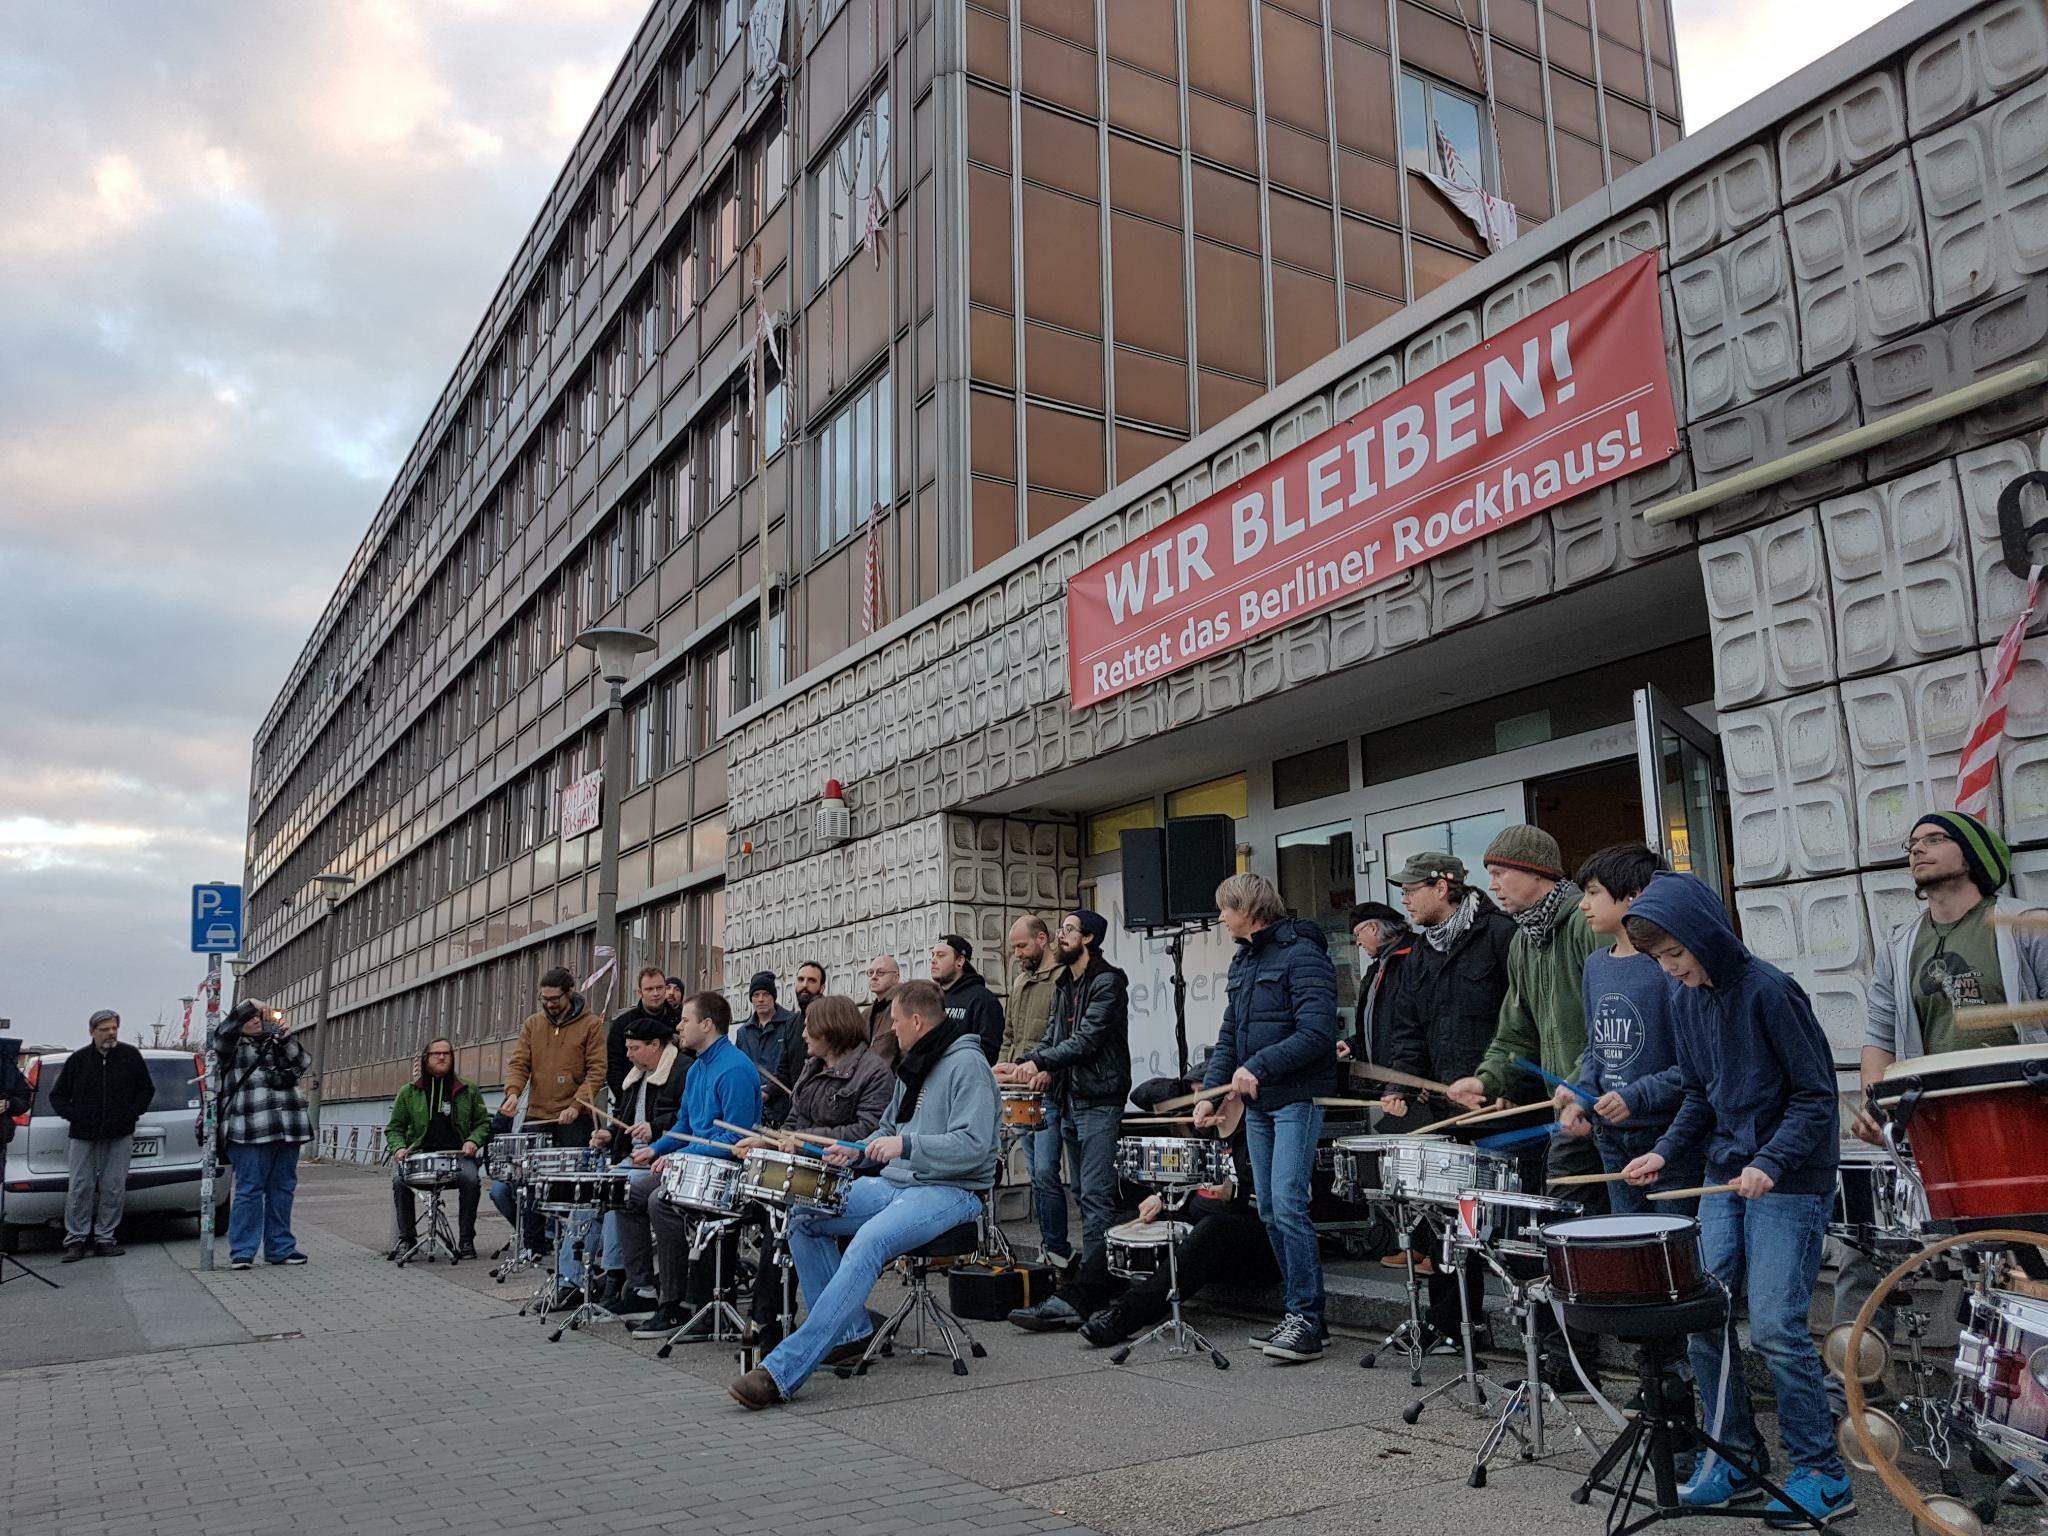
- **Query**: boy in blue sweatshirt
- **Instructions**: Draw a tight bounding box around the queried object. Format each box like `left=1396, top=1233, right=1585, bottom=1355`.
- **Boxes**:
left=1555, top=844, right=1701, bottom=1216
left=1620, top=872, right=1848, bottom=1528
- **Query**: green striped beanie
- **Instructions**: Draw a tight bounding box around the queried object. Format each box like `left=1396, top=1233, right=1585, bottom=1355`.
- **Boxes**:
left=1914, top=810, right=2011, bottom=896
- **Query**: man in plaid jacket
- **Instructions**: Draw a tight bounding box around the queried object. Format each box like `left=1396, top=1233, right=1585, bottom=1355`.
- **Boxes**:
left=213, top=999, right=313, bottom=1270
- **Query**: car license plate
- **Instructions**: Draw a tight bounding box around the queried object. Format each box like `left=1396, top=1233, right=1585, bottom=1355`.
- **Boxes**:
left=132, top=1137, right=162, bottom=1159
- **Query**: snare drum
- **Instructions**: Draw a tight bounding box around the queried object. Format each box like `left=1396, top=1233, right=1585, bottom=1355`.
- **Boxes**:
left=1329, top=1134, right=1439, bottom=1200
left=1451, top=1190, right=1582, bottom=1257
left=1115, top=1137, right=1232, bottom=1188
left=1955, top=1285, right=2048, bottom=1475
left=660, top=1152, right=744, bottom=1214
left=1378, top=1138, right=1520, bottom=1206
left=399, top=1150, right=467, bottom=1189
left=530, top=1146, right=611, bottom=1213
left=1872, top=1044, right=2048, bottom=1226
left=738, top=1148, right=851, bottom=1213
left=1001, top=1089, right=1046, bottom=1131
left=1105, top=1219, right=1191, bottom=1280
left=484, top=1131, right=550, bottom=1181
left=1535, top=1214, right=1706, bottom=1306
left=1830, top=1147, right=1926, bottom=1246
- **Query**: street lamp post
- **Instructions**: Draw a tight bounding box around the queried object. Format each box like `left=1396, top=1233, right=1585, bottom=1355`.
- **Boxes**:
left=308, top=870, right=355, bottom=1152
left=573, top=626, right=657, bottom=985
left=229, top=958, right=250, bottom=1010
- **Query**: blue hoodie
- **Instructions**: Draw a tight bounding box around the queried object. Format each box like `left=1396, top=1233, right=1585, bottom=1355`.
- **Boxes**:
left=648, top=1033, right=762, bottom=1160
left=1632, top=872, right=1839, bottom=1196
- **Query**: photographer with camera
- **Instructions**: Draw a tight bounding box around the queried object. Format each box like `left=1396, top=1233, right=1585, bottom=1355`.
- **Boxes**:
left=213, top=999, right=313, bottom=1270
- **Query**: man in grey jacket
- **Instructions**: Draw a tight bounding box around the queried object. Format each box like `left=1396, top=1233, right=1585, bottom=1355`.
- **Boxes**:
left=729, top=979, right=998, bottom=1408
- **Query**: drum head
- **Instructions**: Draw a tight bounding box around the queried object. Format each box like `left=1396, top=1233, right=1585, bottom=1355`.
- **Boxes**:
left=1107, top=1219, right=1188, bottom=1244
left=1548, top=1214, right=1695, bottom=1239
left=1876, top=1040, right=2048, bottom=1092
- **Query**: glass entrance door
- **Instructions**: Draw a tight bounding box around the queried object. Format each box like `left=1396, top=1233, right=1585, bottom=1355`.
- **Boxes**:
left=1633, top=686, right=1730, bottom=906
left=1360, top=784, right=1527, bottom=894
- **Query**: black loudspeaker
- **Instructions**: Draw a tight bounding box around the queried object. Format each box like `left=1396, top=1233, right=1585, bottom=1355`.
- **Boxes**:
left=1166, top=815, right=1235, bottom=922
left=1121, top=827, right=1169, bottom=929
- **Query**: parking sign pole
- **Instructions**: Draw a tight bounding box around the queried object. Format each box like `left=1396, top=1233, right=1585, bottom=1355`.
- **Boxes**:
left=200, top=952, right=221, bottom=1271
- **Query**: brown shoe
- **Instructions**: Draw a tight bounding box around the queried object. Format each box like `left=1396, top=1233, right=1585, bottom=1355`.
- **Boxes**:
left=728, top=1367, right=783, bottom=1411
left=1379, top=1252, right=1434, bottom=1274
left=823, top=1332, right=876, bottom=1366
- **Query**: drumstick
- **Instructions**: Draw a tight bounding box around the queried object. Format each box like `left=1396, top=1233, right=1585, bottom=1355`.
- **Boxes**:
left=1431, top=1103, right=1514, bottom=1129
left=1952, top=1001, right=2048, bottom=1031
left=1549, top=1171, right=1632, bottom=1187
left=1122, top=1115, right=1196, bottom=1125
left=759, top=1067, right=794, bottom=1097
left=1649, top=1182, right=1739, bottom=1200
left=1347, top=1062, right=1458, bottom=1097
left=1152, top=1083, right=1237, bottom=1113
left=1988, top=910, right=2048, bottom=931
left=575, top=1097, right=635, bottom=1133
left=1311, top=1097, right=1383, bottom=1109
left=1450, top=1100, right=1554, bottom=1127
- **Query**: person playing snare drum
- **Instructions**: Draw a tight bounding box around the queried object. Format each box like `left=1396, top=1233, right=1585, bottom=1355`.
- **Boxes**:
left=386, top=1038, right=490, bottom=1259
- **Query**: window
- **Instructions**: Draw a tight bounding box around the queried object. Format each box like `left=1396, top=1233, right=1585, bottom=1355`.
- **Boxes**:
left=663, top=443, right=696, bottom=542
left=750, top=107, right=789, bottom=227
left=709, top=392, right=743, bottom=505
left=704, top=169, right=739, bottom=280
left=696, top=638, right=733, bottom=750
left=815, top=93, right=891, bottom=281
left=1086, top=800, right=1156, bottom=858
left=1401, top=71, right=1491, bottom=189
left=813, top=370, right=891, bottom=552
left=630, top=700, right=654, bottom=786
left=761, top=337, right=788, bottom=460
left=715, top=0, right=744, bottom=57
left=660, top=671, right=690, bottom=769
left=665, top=234, right=698, bottom=337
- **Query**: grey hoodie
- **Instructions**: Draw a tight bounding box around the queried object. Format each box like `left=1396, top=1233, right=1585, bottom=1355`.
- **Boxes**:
left=875, top=1031, right=1000, bottom=1191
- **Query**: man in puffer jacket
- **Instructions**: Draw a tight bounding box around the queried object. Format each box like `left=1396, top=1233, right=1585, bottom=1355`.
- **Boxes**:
left=729, top=979, right=998, bottom=1408
left=1195, top=872, right=1338, bottom=1365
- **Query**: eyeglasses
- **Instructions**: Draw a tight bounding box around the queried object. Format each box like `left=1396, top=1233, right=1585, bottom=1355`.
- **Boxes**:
left=1903, top=832, right=1954, bottom=854
left=425, top=1050, right=453, bottom=1058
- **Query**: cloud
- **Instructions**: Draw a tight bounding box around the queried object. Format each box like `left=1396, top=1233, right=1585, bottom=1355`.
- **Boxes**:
left=0, top=0, right=642, bottom=1045
left=1673, top=0, right=1915, bottom=129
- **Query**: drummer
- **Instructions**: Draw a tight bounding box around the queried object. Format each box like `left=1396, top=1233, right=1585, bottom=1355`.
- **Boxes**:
left=732, top=996, right=895, bottom=1350
left=581, top=1012, right=691, bottom=1317
left=1619, top=872, right=1850, bottom=1528
left=613, top=991, right=762, bottom=1341
left=385, top=1037, right=491, bottom=1259
left=1841, top=810, right=2044, bottom=1336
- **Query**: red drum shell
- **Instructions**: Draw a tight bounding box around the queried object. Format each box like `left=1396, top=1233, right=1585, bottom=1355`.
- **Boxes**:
left=1875, top=1045, right=2048, bottom=1225
left=1537, top=1214, right=1705, bottom=1306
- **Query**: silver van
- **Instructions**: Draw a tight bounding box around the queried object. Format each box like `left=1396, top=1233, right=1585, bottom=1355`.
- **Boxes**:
left=2, top=1047, right=228, bottom=1250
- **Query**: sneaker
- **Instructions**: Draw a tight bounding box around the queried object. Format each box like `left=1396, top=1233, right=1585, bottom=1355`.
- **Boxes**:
left=267, top=1254, right=309, bottom=1266
left=457, top=1241, right=478, bottom=1260
left=1041, top=1248, right=1076, bottom=1272
left=549, top=1284, right=586, bottom=1312
left=1761, top=1468, right=1856, bottom=1529
left=1247, top=1322, right=1281, bottom=1346
left=630, top=1305, right=688, bottom=1339
left=94, top=1241, right=126, bottom=1257
left=823, top=1331, right=878, bottom=1365
left=610, top=1289, right=662, bottom=1321
left=60, top=1243, right=88, bottom=1264
left=1009, top=1295, right=1083, bottom=1332
left=1425, top=1327, right=1493, bottom=1356
left=1263, top=1314, right=1325, bottom=1363
left=230, top=1259, right=254, bottom=1271
left=384, top=1242, right=410, bottom=1261
left=1678, top=1458, right=1764, bottom=1510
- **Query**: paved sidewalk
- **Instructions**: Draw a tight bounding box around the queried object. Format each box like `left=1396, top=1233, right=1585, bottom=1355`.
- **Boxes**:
left=2, top=1164, right=1931, bottom=1536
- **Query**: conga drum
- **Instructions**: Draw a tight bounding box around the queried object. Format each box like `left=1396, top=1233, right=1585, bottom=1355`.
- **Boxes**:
left=1871, top=1043, right=2048, bottom=1227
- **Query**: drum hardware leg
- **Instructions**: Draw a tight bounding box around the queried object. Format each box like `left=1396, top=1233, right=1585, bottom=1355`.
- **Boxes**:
left=547, top=1208, right=623, bottom=1343
left=1404, top=1241, right=1488, bottom=1423
left=1108, top=1214, right=1229, bottom=1370
left=661, top=1215, right=749, bottom=1354
left=1361, top=1202, right=1431, bottom=1383
left=1573, top=1335, right=1815, bottom=1536
left=1467, top=1271, right=1596, bottom=1484
left=391, top=1180, right=462, bottom=1269
left=836, top=1258, right=984, bottom=1378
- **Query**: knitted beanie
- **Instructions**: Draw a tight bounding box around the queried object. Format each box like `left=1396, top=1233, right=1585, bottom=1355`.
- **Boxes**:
left=1482, top=824, right=1565, bottom=880
left=1913, top=810, right=2012, bottom=897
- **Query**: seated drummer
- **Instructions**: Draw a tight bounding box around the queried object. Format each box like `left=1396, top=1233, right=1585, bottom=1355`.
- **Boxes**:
left=1619, top=872, right=1849, bottom=1529
left=728, top=980, right=999, bottom=1408
left=584, top=1012, right=692, bottom=1316
left=613, top=992, right=762, bottom=1339
left=732, top=995, right=895, bottom=1350
left=385, top=1037, right=491, bottom=1259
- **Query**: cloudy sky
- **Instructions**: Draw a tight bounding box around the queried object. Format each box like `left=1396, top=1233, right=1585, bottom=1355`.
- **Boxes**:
left=0, top=0, right=1908, bottom=1048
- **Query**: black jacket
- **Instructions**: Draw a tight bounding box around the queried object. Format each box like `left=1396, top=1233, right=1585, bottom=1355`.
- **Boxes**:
left=943, top=964, right=1007, bottom=1065
left=50, top=1042, right=157, bottom=1141
left=1028, top=953, right=1132, bottom=1109
left=607, top=1044, right=691, bottom=1165
left=1205, top=918, right=1340, bottom=1109
left=605, top=1001, right=679, bottom=1105
left=1382, top=897, right=1517, bottom=1097
left=1356, top=937, right=1417, bottom=1065
left=0, top=1057, right=30, bottom=1148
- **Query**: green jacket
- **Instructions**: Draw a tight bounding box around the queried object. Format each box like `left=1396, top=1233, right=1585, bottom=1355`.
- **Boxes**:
left=386, top=1074, right=493, bottom=1155
left=1476, top=905, right=1612, bottom=1099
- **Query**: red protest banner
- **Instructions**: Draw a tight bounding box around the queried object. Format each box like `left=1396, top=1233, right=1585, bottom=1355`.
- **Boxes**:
left=1065, top=251, right=1679, bottom=709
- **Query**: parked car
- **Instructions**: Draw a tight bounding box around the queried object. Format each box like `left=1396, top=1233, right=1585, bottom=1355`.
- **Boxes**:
left=1, top=1046, right=228, bottom=1251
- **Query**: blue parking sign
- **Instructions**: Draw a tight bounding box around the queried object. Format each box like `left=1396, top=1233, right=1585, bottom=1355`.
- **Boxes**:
left=191, top=883, right=243, bottom=953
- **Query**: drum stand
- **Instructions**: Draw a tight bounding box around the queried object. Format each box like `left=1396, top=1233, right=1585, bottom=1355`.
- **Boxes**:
left=1468, top=1271, right=1595, bottom=1486
left=1361, top=1200, right=1437, bottom=1386
left=1109, top=1188, right=1228, bottom=1371
left=546, top=1207, right=623, bottom=1342
left=392, top=1176, right=460, bottom=1267
left=518, top=1209, right=570, bottom=1318
left=659, top=1213, right=748, bottom=1354
left=1403, top=1233, right=1489, bottom=1423
left=977, top=1178, right=1017, bottom=1266
left=492, top=1179, right=542, bottom=1284
left=741, top=1207, right=800, bottom=1372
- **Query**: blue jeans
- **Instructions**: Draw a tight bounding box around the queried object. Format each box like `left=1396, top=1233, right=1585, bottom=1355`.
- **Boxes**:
left=226, top=1141, right=301, bottom=1262
left=1033, top=1099, right=1122, bottom=1262
left=554, top=1211, right=603, bottom=1287
left=1599, top=1124, right=1703, bottom=1218
left=1689, top=1190, right=1843, bottom=1478
left=1246, top=1100, right=1323, bottom=1329
left=762, top=1176, right=982, bottom=1398
left=490, top=1177, right=547, bottom=1251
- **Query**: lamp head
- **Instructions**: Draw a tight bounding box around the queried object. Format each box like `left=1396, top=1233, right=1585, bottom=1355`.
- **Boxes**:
left=313, top=870, right=354, bottom=904
left=574, top=625, right=657, bottom=685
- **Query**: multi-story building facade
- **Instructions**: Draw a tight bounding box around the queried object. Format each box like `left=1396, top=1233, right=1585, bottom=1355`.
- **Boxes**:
left=242, top=0, right=1684, bottom=1129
